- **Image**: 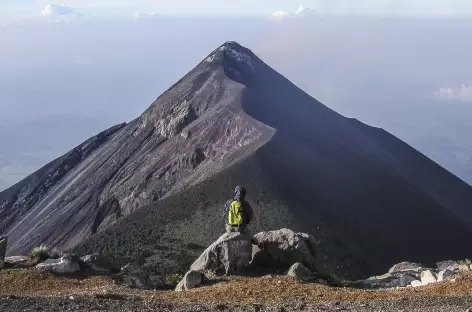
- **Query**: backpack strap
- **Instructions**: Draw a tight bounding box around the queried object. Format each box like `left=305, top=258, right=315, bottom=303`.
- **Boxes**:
left=224, top=199, right=232, bottom=213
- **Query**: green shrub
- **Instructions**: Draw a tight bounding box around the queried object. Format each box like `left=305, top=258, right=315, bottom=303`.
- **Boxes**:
left=165, top=273, right=184, bottom=286
left=28, top=245, right=62, bottom=262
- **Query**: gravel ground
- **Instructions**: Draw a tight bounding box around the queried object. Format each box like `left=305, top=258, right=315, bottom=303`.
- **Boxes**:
left=1, top=296, right=472, bottom=312
left=2, top=269, right=472, bottom=311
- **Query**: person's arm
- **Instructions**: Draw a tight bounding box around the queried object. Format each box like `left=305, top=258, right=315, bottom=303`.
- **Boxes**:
left=245, top=201, right=254, bottom=224
left=223, top=200, right=230, bottom=222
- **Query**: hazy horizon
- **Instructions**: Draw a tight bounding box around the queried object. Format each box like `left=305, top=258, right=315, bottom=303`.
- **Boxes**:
left=1, top=11, right=472, bottom=190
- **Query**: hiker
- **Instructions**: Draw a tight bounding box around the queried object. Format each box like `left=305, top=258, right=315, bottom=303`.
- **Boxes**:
left=224, top=185, right=253, bottom=234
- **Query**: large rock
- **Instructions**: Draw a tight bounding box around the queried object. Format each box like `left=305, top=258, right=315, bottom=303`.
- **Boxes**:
left=354, top=272, right=419, bottom=289
left=411, top=270, right=437, bottom=287
left=287, top=262, right=315, bottom=281
left=190, top=232, right=252, bottom=275
left=437, top=260, right=470, bottom=273
left=175, top=270, right=204, bottom=291
left=437, top=260, right=459, bottom=272
left=437, top=269, right=455, bottom=282
left=3, top=256, right=36, bottom=269
left=81, top=253, right=117, bottom=273
left=251, top=229, right=318, bottom=270
left=420, top=270, right=437, bottom=284
left=388, top=262, right=424, bottom=273
left=36, top=254, right=81, bottom=274
left=119, top=263, right=165, bottom=290
left=0, top=236, right=6, bottom=269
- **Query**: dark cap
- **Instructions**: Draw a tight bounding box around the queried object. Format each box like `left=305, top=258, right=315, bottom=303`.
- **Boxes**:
left=234, top=185, right=246, bottom=194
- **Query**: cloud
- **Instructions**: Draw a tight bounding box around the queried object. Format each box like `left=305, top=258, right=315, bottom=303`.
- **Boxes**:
left=133, top=11, right=158, bottom=19
left=271, top=5, right=315, bottom=19
left=272, top=10, right=291, bottom=18
left=41, top=4, right=81, bottom=17
left=434, top=85, right=472, bottom=102
left=294, top=5, right=315, bottom=15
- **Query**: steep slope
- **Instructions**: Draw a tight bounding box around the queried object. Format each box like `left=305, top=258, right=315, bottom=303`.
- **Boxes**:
left=0, top=42, right=274, bottom=255
left=2, top=42, right=472, bottom=279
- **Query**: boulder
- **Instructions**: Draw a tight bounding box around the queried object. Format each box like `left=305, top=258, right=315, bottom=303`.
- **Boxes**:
left=119, top=263, right=165, bottom=290
left=0, top=236, right=7, bottom=269
left=36, top=254, right=81, bottom=274
left=0, top=236, right=6, bottom=269
left=436, top=260, right=470, bottom=273
left=420, top=270, right=437, bottom=285
left=3, top=256, right=36, bottom=269
left=251, top=229, right=318, bottom=270
left=437, top=269, right=455, bottom=282
left=411, top=270, right=437, bottom=287
left=437, top=260, right=458, bottom=272
left=81, top=254, right=117, bottom=273
left=388, top=262, right=424, bottom=274
left=354, top=272, right=418, bottom=289
left=287, top=262, right=315, bottom=281
left=190, top=232, right=252, bottom=275
left=175, top=270, right=204, bottom=291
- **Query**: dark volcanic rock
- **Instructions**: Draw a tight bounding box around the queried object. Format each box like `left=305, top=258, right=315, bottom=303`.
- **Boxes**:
left=437, top=260, right=460, bottom=272
left=3, top=256, right=36, bottom=269
left=287, top=262, right=316, bottom=281
left=80, top=253, right=118, bottom=273
left=388, top=262, right=425, bottom=273
left=118, top=263, right=165, bottom=290
left=0, top=236, right=6, bottom=268
left=354, top=271, right=419, bottom=289
left=2, top=41, right=472, bottom=279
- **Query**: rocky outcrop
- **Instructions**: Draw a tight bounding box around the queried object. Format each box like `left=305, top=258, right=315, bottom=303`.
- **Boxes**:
left=175, top=270, right=204, bottom=291
left=36, top=254, right=81, bottom=274
left=81, top=254, right=118, bottom=273
left=118, top=263, right=165, bottom=290
left=251, top=229, right=318, bottom=270
left=356, top=259, right=472, bottom=289
left=437, top=269, right=455, bottom=282
left=287, top=262, right=316, bottom=281
left=354, top=271, right=419, bottom=289
left=0, top=236, right=6, bottom=269
left=3, top=256, right=36, bottom=269
left=190, top=232, right=252, bottom=275
left=410, top=270, right=437, bottom=287
left=388, top=262, right=424, bottom=273
left=436, top=260, right=470, bottom=272
left=437, top=260, right=460, bottom=272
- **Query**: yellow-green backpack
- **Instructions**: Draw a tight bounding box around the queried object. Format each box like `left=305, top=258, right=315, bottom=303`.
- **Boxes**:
left=228, top=200, right=243, bottom=225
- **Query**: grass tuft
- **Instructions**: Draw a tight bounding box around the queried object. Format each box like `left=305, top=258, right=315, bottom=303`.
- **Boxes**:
left=29, top=245, right=62, bottom=262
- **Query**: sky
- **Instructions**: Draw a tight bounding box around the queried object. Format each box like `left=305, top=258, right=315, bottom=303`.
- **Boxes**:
left=0, top=2, right=471, bottom=190
left=2, top=0, right=472, bottom=20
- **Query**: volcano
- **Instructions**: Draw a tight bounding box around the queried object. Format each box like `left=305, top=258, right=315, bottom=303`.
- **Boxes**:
left=1, top=42, right=472, bottom=279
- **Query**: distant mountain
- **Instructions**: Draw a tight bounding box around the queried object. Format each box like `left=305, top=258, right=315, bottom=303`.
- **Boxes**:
left=2, top=42, right=472, bottom=279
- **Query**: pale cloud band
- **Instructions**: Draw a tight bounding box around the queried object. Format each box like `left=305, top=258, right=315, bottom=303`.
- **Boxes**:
left=41, top=4, right=81, bottom=17
left=435, top=85, right=472, bottom=103
left=133, top=11, right=158, bottom=19
left=272, top=5, right=315, bottom=19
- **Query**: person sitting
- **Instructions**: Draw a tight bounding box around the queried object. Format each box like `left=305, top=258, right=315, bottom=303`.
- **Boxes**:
left=224, top=185, right=253, bottom=234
